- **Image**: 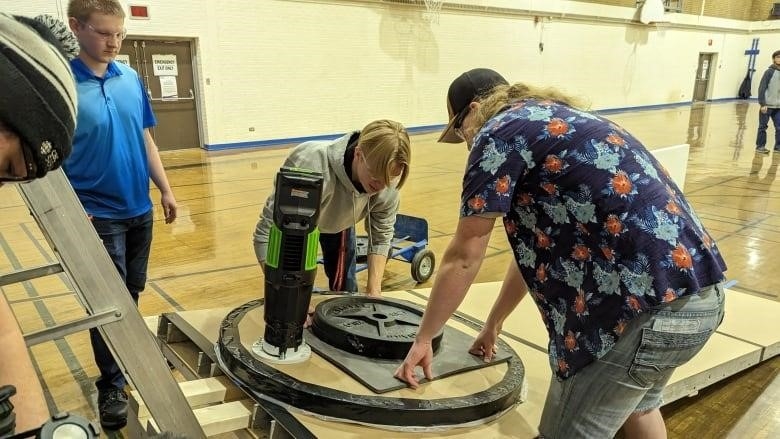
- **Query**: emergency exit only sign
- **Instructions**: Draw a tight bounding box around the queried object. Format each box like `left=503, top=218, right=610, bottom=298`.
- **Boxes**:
left=152, top=54, right=178, bottom=76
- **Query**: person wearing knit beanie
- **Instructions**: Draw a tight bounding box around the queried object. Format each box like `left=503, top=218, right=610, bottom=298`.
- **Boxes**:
left=0, top=13, right=77, bottom=182
left=31, top=14, right=81, bottom=60
left=0, top=13, right=77, bottom=435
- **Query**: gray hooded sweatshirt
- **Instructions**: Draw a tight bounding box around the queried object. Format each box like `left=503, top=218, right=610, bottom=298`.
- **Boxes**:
left=253, top=132, right=399, bottom=263
left=758, top=64, right=780, bottom=108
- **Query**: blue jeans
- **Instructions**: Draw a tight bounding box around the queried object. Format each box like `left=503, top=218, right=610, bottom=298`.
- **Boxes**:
left=318, top=227, right=357, bottom=293
left=89, top=210, right=154, bottom=392
left=756, top=107, right=780, bottom=150
left=538, top=283, right=725, bottom=439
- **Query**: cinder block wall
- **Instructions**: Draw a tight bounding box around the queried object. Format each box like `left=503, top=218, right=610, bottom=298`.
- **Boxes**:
left=576, top=0, right=635, bottom=7
left=750, top=0, right=780, bottom=20
left=577, top=0, right=778, bottom=21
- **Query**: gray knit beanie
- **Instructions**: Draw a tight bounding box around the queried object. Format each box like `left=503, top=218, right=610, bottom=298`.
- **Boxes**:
left=30, top=14, right=81, bottom=60
left=0, top=13, right=77, bottom=178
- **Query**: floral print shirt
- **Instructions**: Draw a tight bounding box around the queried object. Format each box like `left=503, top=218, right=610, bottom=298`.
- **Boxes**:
left=461, top=99, right=727, bottom=379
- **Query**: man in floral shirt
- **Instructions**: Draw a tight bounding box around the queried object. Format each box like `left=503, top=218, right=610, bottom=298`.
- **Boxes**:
left=395, top=69, right=727, bottom=439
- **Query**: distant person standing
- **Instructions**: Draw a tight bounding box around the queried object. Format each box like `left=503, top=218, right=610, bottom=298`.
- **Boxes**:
left=755, top=49, right=780, bottom=154
left=65, top=0, right=177, bottom=430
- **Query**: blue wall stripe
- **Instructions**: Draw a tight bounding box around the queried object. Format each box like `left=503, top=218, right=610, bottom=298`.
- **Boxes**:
left=202, top=98, right=757, bottom=151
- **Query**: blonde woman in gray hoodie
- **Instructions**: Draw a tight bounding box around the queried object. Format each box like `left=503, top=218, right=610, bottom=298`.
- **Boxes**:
left=755, top=49, right=780, bottom=154
left=253, top=120, right=411, bottom=296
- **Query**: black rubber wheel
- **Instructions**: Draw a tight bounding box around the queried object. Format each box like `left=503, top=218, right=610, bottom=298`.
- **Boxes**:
left=411, top=249, right=435, bottom=283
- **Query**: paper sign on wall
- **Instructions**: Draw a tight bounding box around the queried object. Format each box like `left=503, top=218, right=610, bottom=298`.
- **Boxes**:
left=160, top=76, right=178, bottom=100
left=152, top=54, right=178, bottom=76
left=115, top=54, right=130, bottom=66
left=700, top=60, right=709, bottom=80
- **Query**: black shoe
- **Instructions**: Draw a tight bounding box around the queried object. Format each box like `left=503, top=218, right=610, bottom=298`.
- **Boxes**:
left=98, top=388, right=128, bottom=430
left=756, top=147, right=770, bottom=154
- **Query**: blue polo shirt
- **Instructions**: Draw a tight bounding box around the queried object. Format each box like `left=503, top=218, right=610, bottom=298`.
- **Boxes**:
left=65, top=59, right=156, bottom=219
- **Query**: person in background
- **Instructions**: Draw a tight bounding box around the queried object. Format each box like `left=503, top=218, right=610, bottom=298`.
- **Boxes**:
left=395, top=68, right=727, bottom=439
left=0, top=12, right=77, bottom=432
left=755, top=49, right=780, bottom=154
left=65, top=0, right=177, bottom=430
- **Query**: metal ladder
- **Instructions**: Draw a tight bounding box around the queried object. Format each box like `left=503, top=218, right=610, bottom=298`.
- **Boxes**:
left=1, top=169, right=205, bottom=437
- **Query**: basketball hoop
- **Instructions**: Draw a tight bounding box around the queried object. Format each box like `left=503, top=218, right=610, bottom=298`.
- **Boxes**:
left=423, top=0, right=444, bottom=24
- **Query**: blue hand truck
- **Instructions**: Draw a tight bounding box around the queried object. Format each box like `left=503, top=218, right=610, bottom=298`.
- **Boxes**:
left=355, top=214, right=436, bottom=283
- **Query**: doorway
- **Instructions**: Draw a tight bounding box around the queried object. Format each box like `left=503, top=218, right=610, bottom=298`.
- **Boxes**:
left=118, top=39, right=201, bottom=150
left=693, top=53, right=715, bottom=102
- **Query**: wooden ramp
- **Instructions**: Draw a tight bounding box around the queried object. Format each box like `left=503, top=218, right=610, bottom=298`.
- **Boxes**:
left=137, top=291, right=542, bottom=438
left=131, top=316, right=257, bottom=438
left=442, top=282, right=779, bottom=410
left=138, top=282, right=780, bottom=437
left=715, top=291, right=780, bottom=361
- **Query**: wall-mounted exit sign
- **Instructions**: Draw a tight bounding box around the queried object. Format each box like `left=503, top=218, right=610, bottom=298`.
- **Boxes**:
left=129, top=4, right=150, bottom=20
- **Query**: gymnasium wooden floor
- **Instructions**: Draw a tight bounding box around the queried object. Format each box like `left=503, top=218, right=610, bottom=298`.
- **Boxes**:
left=1, top=100, right=778, bottom=438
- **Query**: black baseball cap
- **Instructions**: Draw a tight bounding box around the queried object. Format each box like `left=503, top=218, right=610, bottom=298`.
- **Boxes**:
left=438, top=68, right=508, bottom=143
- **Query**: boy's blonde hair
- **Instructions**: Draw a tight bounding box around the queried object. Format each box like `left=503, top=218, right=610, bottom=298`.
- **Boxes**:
left=358, top=120, right=411, bottom=189
left=67, top=0, right=125, bottom=22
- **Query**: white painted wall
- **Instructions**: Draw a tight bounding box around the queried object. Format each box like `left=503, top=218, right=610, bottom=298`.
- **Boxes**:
left=3, top=0, right=779, bottom=148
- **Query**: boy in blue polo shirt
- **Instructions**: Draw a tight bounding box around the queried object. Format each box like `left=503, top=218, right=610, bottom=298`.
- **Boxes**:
left=65, top=0, right=177, bottom=430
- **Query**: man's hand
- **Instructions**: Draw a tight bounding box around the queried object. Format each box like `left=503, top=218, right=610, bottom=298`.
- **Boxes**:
left=469, top=325, right=500, bottom=362
left=761, top=105, right=769, bottom=114
left=303, top=305, right=315, bottom=328
left=393, top=339, right=434, bottom=389
left=161, top=191, right=177, bottom=224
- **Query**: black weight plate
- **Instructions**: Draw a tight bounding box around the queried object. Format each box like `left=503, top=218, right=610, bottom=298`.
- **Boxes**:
left=311, top=297, right=443, bottom=359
